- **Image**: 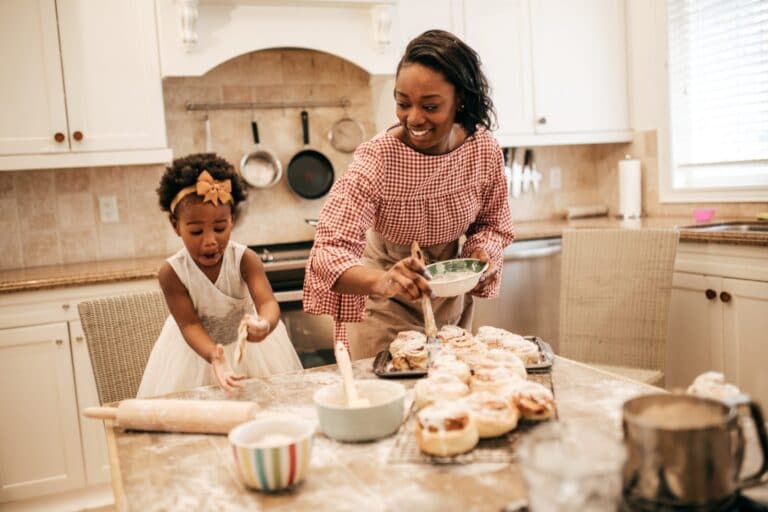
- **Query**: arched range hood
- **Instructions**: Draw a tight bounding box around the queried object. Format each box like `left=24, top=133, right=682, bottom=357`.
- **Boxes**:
left=156, top=0, right=400, bottom=77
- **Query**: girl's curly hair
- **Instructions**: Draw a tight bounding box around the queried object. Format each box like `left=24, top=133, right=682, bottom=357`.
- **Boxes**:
left=396, top=29, right=497, bottom=136
left=157, top=153, right=247, bottom=216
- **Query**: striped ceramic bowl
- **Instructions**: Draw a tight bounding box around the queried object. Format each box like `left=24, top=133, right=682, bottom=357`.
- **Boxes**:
left=229, top=415, right=316, bottom=491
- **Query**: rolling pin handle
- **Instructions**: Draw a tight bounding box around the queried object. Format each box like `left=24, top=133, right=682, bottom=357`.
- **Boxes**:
left=83, top=406, right=118, bottom=421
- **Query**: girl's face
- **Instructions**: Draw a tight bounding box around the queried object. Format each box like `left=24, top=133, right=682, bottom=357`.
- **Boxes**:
left=172, top=198, right=234, bottom=269
left=394, top=62, right=459, bottom=155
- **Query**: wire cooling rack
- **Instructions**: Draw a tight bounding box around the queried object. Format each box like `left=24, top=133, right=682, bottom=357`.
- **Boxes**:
left=387, top=373, right=556, bottom=464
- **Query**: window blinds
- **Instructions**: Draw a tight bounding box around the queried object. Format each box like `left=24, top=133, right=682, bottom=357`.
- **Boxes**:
left=668, top=0, right=768, bottom=188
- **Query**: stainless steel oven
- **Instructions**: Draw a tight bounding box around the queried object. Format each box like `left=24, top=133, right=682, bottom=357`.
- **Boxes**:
left=249, top=241, right=335, bottom=368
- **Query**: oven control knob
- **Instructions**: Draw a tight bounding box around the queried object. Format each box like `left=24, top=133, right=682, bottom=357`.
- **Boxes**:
left=261, top=249, right=275, bottom=263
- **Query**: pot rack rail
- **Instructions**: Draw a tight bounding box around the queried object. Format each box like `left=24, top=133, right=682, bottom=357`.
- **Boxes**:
left=186, top=98, right=350, bottom=112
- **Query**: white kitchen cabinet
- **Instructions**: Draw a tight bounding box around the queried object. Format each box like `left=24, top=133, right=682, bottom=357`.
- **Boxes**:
left=463, top=0, right=632, bottom=146
left=667, top=243, right=768, bottom=408
left=0, top=279, right=157, bottom=506
left=0, top=0, right=171, bottom=171
left=0, top=323, right=85, bottom=502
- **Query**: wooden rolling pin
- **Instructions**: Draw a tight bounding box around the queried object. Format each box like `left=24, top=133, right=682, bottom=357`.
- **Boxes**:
left=84, top=399, right=259, bottom=434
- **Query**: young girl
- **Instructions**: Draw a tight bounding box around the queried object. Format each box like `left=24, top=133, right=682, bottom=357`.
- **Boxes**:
left=137, top=153, right=302, bottom=398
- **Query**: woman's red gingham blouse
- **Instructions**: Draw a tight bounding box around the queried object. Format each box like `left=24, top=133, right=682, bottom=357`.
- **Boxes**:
left=303, top=126, right=515, bottom=327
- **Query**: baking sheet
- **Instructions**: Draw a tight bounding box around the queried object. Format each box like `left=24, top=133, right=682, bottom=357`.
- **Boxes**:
left=373, top=336, right=555, bottom=379
left=387, top=373, right=557, bottom=464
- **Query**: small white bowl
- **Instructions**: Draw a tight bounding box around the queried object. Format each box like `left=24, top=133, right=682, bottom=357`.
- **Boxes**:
left=313, top=380, right=406, bottom=442
left=426, top=258, right=488, bottom=297
left=229, top=415, right=316, bottom=491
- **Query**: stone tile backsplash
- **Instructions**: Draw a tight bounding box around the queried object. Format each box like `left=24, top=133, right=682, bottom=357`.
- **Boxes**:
left=3, top=47, right=765, bottom=270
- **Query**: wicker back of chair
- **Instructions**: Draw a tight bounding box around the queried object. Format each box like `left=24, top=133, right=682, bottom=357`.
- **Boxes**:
left=558, top=228, right=679, bottom=372
left=78, top=291, right=168, bottom=404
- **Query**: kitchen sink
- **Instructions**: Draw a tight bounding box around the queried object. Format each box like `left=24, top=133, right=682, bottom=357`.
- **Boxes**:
left=682, top=222, right=768, bottom=233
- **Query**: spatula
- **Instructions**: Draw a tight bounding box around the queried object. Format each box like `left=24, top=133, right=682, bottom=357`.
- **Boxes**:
left=410, top=241, right=439, bottom=349
left=334, top=340, right=370, bottom=408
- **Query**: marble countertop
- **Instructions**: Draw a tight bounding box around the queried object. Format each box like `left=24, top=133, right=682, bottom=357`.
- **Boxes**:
left=105, top=357, right=653, bottom=511
left=2, top=217, right=766, bottom=294
left=104, top=358, right=768, bottom=511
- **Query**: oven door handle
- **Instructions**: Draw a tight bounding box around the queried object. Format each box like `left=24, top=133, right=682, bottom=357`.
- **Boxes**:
left=275, top=290, right=303, bottom=303
left=263, top=259, right=308, bottom=271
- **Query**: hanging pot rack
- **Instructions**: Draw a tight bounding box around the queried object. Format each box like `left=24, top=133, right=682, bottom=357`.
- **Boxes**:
left=186, top=97, right=350, bottom=112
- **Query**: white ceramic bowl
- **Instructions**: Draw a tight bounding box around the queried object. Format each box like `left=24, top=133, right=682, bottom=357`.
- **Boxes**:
left=313, top=380, right=406, bottom=442
left=426, top=258, right=488, bottom=297
left=229, top=415, right=316, bottom=491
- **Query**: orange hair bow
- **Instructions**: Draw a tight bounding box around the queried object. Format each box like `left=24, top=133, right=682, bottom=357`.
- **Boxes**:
left=170, top=170, right=233, bottom=213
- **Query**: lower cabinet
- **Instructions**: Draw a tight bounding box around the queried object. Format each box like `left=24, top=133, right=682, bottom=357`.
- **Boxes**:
left=667, top=243, right=768, bottom=408
left=0, top=279, right=157, bottom=505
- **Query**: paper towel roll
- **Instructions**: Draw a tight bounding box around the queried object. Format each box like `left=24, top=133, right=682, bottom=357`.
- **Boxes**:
left=618, top=156, right=642, bottom=219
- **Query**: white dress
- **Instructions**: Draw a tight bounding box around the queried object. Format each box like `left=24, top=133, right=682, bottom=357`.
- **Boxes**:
left=137, top=241, right=302, bottom=398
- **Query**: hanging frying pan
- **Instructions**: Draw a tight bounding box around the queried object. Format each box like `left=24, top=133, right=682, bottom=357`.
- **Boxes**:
left=239, top=121, right=282, bottom=188
left=287, top=110, right=334, bottom=199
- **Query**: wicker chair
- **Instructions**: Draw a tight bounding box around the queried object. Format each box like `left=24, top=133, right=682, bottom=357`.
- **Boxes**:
left=78, top=291, right=168, bottom=404
left=558, top=228, right=679, bottom=387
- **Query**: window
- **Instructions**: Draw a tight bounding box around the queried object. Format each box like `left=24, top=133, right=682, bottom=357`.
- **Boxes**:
left=667, top=0, right=768, bottom=193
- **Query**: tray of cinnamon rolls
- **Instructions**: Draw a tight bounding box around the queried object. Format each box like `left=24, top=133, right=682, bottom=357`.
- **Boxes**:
left=381, top=325, right=557, bottom=464
left=373, top=325, right=554, bottom=378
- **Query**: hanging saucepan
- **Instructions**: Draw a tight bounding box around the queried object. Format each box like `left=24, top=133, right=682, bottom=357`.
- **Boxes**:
left=287, top=111, right=334, bottom=199
left=239, top=121, right=282, bottom=188
left=328, top=106, right=365, bottom=154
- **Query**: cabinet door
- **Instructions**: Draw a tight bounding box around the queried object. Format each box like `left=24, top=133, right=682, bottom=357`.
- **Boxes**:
left=667, top=272, right=723, bottom=389
left=0, top=0, right=68, bottom=155
left=721, top=278, right=768, bottom=408
left=529, top=0, right=629, bottom=134
left=56, top=0, right=167, bottom=152
left=0, top=323, right=84, bottom=502
left=69, top=320, right=111, bottom=486
left=464, top=0, right=534, bottom=137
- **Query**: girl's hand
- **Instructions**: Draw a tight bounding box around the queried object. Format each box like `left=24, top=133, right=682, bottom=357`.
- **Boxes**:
left=211, top=344, right=246, bottom=394
left=372, top=256, right=432, bottom=301
left=244, top=313, right=270, bottom=342
left=470, top=248, right=498, bottom=295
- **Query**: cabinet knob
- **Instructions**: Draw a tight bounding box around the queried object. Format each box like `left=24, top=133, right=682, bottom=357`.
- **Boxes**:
left=55, top=339, right=63, bottom=345
left=54, top=132, right=66, bottom=143
left=62, top=303, right=70, bottom=310
left=705, top=289, right=717, bottom=300
left=720, top=291, right=732, bottom=303
left=75, top=336, right=84, bottom=343
left=72, top=131, right=84, bottom=141
left=537, top=117, right=547, bottom=125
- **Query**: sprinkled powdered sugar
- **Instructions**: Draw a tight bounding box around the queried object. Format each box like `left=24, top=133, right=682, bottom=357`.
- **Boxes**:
left=417, top=401, right=473, bottom=432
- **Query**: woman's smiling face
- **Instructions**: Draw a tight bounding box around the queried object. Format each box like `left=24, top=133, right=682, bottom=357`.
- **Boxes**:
left=394, top=63, right=459, bottom=155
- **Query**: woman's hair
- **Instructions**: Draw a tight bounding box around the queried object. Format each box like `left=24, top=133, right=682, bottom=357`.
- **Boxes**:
left=158, top=153, right=247, bottom=216
left=396, top=29, right=496, bottom=135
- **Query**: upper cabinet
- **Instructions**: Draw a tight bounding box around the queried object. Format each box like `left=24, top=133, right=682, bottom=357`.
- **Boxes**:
left=0, top=0, right=171, bottom=171
left=463, top=0, right=632, bottom=146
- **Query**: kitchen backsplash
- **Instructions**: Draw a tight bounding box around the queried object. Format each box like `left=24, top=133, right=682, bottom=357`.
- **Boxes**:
left=2, top=48, right=766, bottom=270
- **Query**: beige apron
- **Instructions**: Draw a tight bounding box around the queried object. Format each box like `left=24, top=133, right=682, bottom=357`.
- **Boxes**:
left=346, top=230, right=474, bottom=360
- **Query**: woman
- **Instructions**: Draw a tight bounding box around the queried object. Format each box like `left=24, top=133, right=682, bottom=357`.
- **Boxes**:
left=304, top=29, right=515, bottom=359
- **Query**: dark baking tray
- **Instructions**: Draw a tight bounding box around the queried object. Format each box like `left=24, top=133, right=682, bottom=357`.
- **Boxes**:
left=373, top=336, right=554, bottom=378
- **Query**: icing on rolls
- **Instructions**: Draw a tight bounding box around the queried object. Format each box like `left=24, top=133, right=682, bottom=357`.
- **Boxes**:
left=415, top=401, right=479, bottom=456
left=499, top=380, right=555, bottom=420
left=464, top=391, right=520, bottom=438
left=475, top=326, right=540, bottom=364
left=437, top=325, right=472, bottom=344
left=389, top=331, right=428, bottom=370
left=414, top=372, right=470, bottom=409
left=451, top=344, right=489, bottom=368
left=470, top=366, right=526, bottom=393
left=471, top=355, right=527, bottom=380
left=428, top=354, right=471, bottom=383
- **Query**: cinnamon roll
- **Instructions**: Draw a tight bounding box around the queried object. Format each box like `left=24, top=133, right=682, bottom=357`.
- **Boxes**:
left=464, top=391, right=520, bottom=438
left=475, top=326, right=540, bottom=365
left=469, top=366, right=526, bottom=393
left=414, top=372, right=470, bottom=409
left=428, top=353, right=471, bottom=384
left=389, top=331, right=428, bottom=370
left=500, top=380, right=555, bottom=420
left=415, top=401, right=479, bottom=456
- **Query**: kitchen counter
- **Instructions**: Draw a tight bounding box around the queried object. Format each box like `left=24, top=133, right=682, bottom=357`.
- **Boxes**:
left=104, top=357, right=649, bottom=511
left=2, top=217, right=766, bottom=294
left=104, top=357, right=768, bottom=511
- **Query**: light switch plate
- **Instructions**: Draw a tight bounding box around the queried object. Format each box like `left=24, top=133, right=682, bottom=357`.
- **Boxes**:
left=98, top=195, right=119, bottom=223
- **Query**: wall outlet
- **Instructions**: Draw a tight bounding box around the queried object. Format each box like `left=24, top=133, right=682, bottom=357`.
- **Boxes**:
left=98, top=195, right=119, bottom=223
left=549, top=167, right=562, bottom=190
